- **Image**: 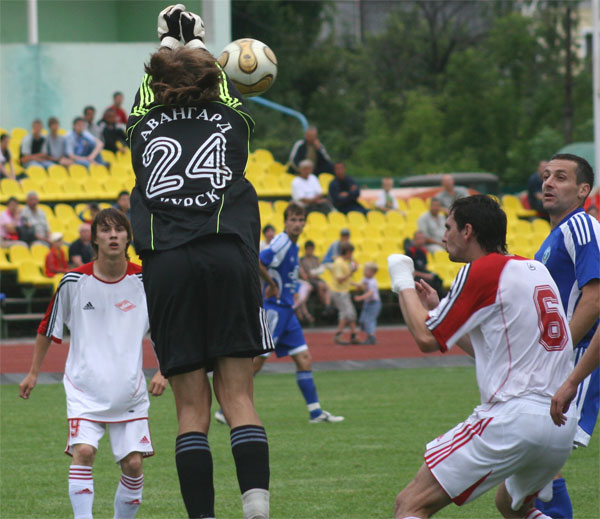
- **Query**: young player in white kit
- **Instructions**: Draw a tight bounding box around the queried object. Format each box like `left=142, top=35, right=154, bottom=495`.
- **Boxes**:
left=387, top=195, right=577, bottom=519
left=19, top=208, right=166, bottom=519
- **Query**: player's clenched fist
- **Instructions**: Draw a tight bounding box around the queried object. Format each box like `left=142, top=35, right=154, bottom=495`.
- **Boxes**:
left=19, top=373, right=37, bottom=399
left=180, top=11, right=207, bottom=49
left=387, top=254, right=415, bottom=294
left=158, top=3, right=186, bottom=49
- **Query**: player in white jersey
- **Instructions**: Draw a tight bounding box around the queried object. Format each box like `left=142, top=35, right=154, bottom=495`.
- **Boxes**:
left=387, top=195, right=576, bottom=519
left=19, top=208, right=166, bottom=519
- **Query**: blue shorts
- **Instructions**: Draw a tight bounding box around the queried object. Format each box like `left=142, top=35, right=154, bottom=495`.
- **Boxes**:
left=574, top=341, right=599, bottom=447
left=263, top=302, right=308, bottom=358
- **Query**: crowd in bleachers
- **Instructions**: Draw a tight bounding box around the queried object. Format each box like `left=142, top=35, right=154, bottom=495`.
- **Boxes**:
left=3, top=116, right=598, bottom=337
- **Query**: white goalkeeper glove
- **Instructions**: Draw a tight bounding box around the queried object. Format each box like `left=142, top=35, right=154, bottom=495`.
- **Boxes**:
left=387, top=254, right=415, bottom=294
left=180, top=11, right=207, bottom=50
left=158, top=4, right=186, bottom=49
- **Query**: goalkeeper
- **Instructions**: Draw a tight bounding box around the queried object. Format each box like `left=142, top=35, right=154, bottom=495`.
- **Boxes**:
left=127, top=5, right=273, bottom=519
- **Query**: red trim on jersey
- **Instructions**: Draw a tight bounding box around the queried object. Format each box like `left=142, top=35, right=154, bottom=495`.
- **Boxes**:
left=37, top=292, right=58, bottom=336
left=92, top=261, right=141, bottom=284
left=428, top=254, right=519, bottom=351
left=452, top=470, right=493, bottom=505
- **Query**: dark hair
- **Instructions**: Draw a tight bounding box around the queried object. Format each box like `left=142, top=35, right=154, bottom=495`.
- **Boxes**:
left=113, top=91, right=123, bottom=98
left=89, top=202, right=100, bottom=211
left=117, top=190, right=129, bottom=199
left=339, top=242, right=354, bottom=255
left=73, top=116, right=84, bottom=125
left=7, top=196, right=18, bottom=204
left=262, top=224, right=274, bottom=235
left=145, top=48, right=221, bottom=107
left=83, top=105, right=95, bottom=114
left=47, top=117, right=59, bottom=126
left=550, top=153, right=594, bottom=191
left=32, top=118, right=42, bottom=126
left=305, top=240, right=315, bottom=249
left=0, top=134, right=8, bottom=143
left=284, top=202, right=306, bottom=221
left=91, top=208, right=132, bottom=259
left=450, top=195, right=507, bottom=254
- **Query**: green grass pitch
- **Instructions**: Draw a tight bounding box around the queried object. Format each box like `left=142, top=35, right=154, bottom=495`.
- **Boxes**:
left=1, top=367, right=598, bottom=518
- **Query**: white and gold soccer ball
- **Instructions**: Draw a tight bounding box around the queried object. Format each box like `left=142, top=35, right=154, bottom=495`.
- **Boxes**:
left=217, top=38, right=277, bottom=97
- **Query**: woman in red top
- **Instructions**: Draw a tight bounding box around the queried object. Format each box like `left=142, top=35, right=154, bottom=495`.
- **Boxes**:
left=45, top=232, right=69, bottom=277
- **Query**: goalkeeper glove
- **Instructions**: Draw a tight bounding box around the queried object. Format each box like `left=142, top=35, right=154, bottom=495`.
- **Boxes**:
left=158, top=4, right=186, bottom=49
left=387, top=254, right=415, bottom=294
left=180, top=11, right=207, bottom=50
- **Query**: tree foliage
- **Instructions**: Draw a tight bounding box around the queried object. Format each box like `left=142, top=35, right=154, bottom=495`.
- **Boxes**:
left=231, top=0, right=593, bottom=187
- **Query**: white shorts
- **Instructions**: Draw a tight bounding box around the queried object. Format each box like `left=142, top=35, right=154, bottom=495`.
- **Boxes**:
left=424, top=397, right=576, bottom=510
left=65, top=418, right=154, bottom=463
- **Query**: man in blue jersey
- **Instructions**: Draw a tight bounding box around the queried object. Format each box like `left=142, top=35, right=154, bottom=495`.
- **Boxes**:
left=534, top=153, right=600, bottom=518
left=238, top=202, right=344, bottom=423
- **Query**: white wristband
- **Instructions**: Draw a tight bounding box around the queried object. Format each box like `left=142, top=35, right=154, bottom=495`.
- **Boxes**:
left=387, top=254, right=415, bottom=294
left=160, top=36, right=182, bottom=50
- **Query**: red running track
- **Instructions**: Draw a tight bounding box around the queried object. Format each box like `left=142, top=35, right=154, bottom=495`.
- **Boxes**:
left=1, top=327, right=466, bottom=374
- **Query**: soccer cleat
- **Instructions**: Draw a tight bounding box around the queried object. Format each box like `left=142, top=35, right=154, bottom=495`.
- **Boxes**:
left=309, top=410, right=345, bottom=423
left=214, top=409, right=228, bottom=425
left=334, top=333, right=349, bottom=345
left=362, top=336, right=377, bottom=345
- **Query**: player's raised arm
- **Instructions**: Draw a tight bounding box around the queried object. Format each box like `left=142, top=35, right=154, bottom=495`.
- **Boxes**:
left=19, top=333, right=52, bottom=399
left=388, top=254, right=440, bottom=352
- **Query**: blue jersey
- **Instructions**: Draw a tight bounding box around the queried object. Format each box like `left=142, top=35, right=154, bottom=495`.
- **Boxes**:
left=535, top=208, right=600, bottom=347
left=260, top=232, right=299, bottom=307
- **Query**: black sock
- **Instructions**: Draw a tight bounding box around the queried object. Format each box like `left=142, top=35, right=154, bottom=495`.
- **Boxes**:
left=175, top=432, right=214, bottom=518
left=230, top=425, right=270, bottom=494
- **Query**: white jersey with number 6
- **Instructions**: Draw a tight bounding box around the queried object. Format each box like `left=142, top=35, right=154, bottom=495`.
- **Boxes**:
left=38, top=262, right=150, bottom=422
left=426, top=253, right=573, bottom=405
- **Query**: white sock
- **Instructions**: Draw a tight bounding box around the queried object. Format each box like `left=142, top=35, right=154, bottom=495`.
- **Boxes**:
left=525, top=509, right=552, bottom=519
left=69, top=465, right=94, bottom=519
left=113, top=473, right=143, bottom=519
left=241, top=488, right=270, bottom=519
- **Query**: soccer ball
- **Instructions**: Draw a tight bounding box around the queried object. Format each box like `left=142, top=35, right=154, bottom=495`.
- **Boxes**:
left=217, top=38, right=278, bottom=97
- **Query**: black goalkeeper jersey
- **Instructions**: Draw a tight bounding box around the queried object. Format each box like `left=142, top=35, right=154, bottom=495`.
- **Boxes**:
left=127, top=68, right=260, bottom=255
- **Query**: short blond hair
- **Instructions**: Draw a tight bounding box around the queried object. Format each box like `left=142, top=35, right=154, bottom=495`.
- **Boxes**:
left=364, top=262, right=378, bottom=273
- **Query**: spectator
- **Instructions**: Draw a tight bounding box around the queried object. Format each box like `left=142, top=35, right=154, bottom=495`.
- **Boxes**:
left=405, top=230, right=444, bottom=298
left=68, top=223, right=94, bottom=267
left=328, top=162, right=367, bottom=215
left=323, top=228, right=351, bottom=265
left=44, top=232, right=69, bottom=277
left=78, top=201, right=101, bottom=223
left=0, top=197, right=27, bottom=247
left=259, top=224, right=275, bottom=252
left=291, top=159, right=332, bottom=215
left=98, top=108, right=128, bottom=153
left=44, top=117, right=73, bottom=167
left=19, top=191, right=50, bottom=244
left=82, top=105, right=102, bottom=139
left=20, top=119, right=52, bottom=169
left=1, top=134, right=26, bottom=181
left=299, top=240, right=334, bottom=315
left=417, top=198, right=446, bottom=253
left=288, top=126, right=334, bottom=175
left=109, top=91, right=128, bottom=125
left=434, top=174, right=468, bottom=211
left=113, top=190, right=131, bottom=220
left=527, top=161, right=548, bottom=216
left=65, top=117, right=106, bottom=167
left=330, top=242, right=359, bottom=345
left=375, top=177, right=399, bottom=213
left=353, top=262, right=381, bottom=345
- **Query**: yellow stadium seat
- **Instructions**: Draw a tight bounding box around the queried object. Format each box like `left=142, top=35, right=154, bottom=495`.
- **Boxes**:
left=502, top=194, right=522, bottom=212
left=273, top=200, right=288, bottom=215
left=307, top=212, right=328, bottom=228
left=37, top=203, right=54, bottom=220
left=328, top=211, right=347, bottom=229
left=69, top=164, right=90, bottom=182
left=54, top=203, right=78, bottom=223
left=10, top=127, right=27, bottom=141
left=278, top=174, right=294, bottom=193
left=116, top=148, right=132, bottom=164
left=8, top=244, right=31, bottom=265
left=62, top=179, right=86, bottom=201
left=0, top=179, right=24, bottom=202
left=30, top=243, right=50, bottom=268
left=40, top=179, right=66, bottom=201
left=48, top=164, right=69, bottom=182
left=17, top=260, right=54, bottom=287
left=25, top=165, right=48, bottom=182
left=252, top=148, right=274, bottom=164
left=385, top=210, right=405, bottom=226
left=20, top=178, right=43, bottom=197
left=347, top=211, right=367, bottom=228
left=110, top=162, right=132, bottom=177
left=101, top=149, right=116, bottom=165
left=102, top=177, right=125, bottom=198
left=0, top=249, right=17, bottom=271
left=407, top=197, right=427, bottom=215
left=82, top=178, right=105, bottom=199
left=89, top=163, right=110, bottom=180
left=366, top=210, right=386, bottom=227
left=531, top=218, right=550, bottom=235
left=269, top=161, right=287, bottom=176
left=319, top=173, right=334, bottom=193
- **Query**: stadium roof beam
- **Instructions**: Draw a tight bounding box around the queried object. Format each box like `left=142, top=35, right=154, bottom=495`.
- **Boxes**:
left=27, top=0, right=38, bottom=45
